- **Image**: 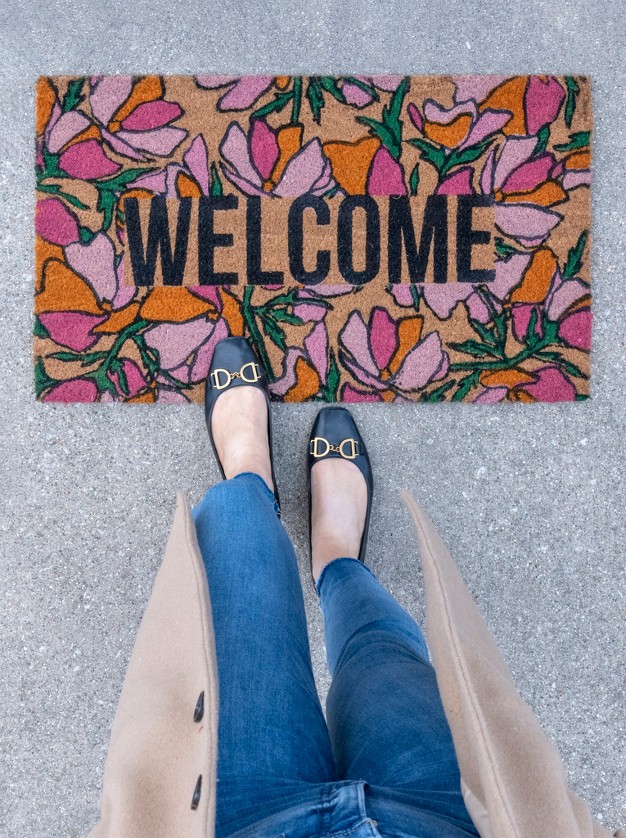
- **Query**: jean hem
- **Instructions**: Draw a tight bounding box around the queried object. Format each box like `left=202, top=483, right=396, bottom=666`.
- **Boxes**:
left=315, top=556, right=376, bottom=598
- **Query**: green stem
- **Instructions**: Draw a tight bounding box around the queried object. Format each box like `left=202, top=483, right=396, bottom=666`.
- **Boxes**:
left=291, top=76, right=303, bottom=124
left=449, top=334, right=560, bottom=373
left=242, top=288, right=274, bottom=380
left=84, top=318, right=152, bottom=394
left=103, top=319, right=151, bottom=372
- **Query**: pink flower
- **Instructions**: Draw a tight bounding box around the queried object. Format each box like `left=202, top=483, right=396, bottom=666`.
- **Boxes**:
left=338, top=308, right=449, bottom=399
left=89, top=75, right=187, bottom=161
left=38, top=311, right=107, bottom=351
left=134, top=134, right=210, bottom=197
left=340, top=75, right=406, bottom=108
left=108, top=359, right=149, bottom=398
left=46, top=110, right=91, bottom=153
left=143, top=316, right=229, bottom=384
left=35, top=198, right=80, bottom=245
left=473, top=365, right=577, bottom=403
left=452, top=75, right=565, bottom=137
left=511, top=263, right=591, bottom=350
left=195, top=76, right=275, bottom=110
left=419, top=98, right=512, bottom=151
left=481, top=137, right=565, bottom=246
left=389, top=252, right=533, bottom=322
left=42, top=377, right=99, bottom=403
left=65, top=233, right=136, bottom=310
left=304, top=321, right=329, bottom=385
left=219, top=119, right=335, bottom=197
left=368, top=146, right=407, bottom=195
left=524, top=77, right=567, bottom=135
left=58, top=138, right=121, bottom=180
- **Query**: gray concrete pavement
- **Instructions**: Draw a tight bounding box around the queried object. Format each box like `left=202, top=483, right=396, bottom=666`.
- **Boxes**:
left=0, top=0, right=624, bottom=834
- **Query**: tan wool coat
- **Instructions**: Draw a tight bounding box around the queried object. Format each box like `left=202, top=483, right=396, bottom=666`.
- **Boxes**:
left=88, top=490, right=624, bottom=838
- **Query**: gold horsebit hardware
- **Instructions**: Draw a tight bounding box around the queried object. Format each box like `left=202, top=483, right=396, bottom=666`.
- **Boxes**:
left=309, top=437, right=359, bottom=460
left=210, top=362, right=262, bottom=391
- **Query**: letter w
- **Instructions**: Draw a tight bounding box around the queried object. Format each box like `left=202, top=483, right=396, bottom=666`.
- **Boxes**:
left=125, top=197, right=191, bottom=286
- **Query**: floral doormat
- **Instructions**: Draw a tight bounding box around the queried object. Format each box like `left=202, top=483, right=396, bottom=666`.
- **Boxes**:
left=34, top=74, right=592, bottom=403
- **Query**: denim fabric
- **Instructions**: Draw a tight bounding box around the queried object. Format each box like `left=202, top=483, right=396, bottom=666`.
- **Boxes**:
left=192, top=473, right=479, bottom=838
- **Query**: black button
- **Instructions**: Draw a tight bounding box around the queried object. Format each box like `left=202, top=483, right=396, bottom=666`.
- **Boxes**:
left=194, top=690, right=205, bottom=722
left=191, top=774, right=202, bottom=810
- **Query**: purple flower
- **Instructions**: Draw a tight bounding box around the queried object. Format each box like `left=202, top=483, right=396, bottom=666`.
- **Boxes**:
left=338, top=308, right=449, bottom=400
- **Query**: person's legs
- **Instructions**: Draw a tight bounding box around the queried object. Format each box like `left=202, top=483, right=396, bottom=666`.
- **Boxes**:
left=192, top=473, right=337, bottom=836
left=316, top=557, right=479, bottom=834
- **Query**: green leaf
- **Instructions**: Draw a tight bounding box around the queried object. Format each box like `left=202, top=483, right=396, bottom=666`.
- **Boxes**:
left=539, top=316, right=560, bottom=344
left=320, top=76, right=346, bottom=103
left=210, top=162, right=223, bottom=197
left=563, top=230, right=587, bottom=278
left=441, top=137, right=494, bottom=176
left=33, top=317, right=50, bottom=339
left=388, top=77, right=410, bottom=125
left=269, top=308, right=305, bottom=326
left=355, top=77, right=409, bottom=160
left=266, top=288, right=300, bottom=306
left=409, top=164, right=420, bottom=196
left=62, top=78, right=85, bottom=112
left=320, top=349, right=341, bottom=401
left=97, top=188, right=117, bottom=232
left=260, top=312, right=286, bottom=350
left=99, top=166, right=156, bottom=192
left=96, top=167, right=156, bottom=231
left=533, top=350, right=588, bottom=378
left=564, top=76, right=580, bottom=128
left=554, top=131, right=590, bottom=152
left=448, top=339, right=503, bottom=359
left=48, top=351, right=82, bottom=361
left=495, top=237, right=522, bottom=261
left=356, top=115, right=399, bottom=159
left=420, top=379, right=456, bottom=402
left=79, top=226, right=97, bottom=244
left=406, top=137, right=446, bottom=174
left=467, top=317, right=498, bottom=347
left=37, top=181, right=90, bottom=210
left=49, top=350, right=107, bottom=365
left=87, top=364, right=118, bottom=397
left=116, top=363, right=130, bottom=396
left=291, top=76, right=303, bottom=124
left=251, top=91, right=294, bottom=121
left=451, top=371, right=480, bottom=401
left=575, top=393, right=589, bottom=401
left=474, top=285, right=507, bottom=344
left=40, top=147, right=62, bottom=178
left=306, top=78, right=325, bottom=124
left=525, top=307, right=539, bottom=343
left=533, top=125, right=551, bottom=156
left=34, top=357, right=56, bottom=397
left=132, top=334, right=161, bottom=377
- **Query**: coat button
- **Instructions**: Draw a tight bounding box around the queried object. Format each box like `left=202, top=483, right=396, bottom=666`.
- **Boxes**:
left=191, top=774, right=202, bottom=810
left=194, top=690, right=205, bottom=722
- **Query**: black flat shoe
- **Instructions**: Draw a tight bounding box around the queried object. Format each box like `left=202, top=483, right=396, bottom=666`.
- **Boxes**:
left=204, top=336, right=280, bottom=514
left=307, top=406, right=374, bottom=585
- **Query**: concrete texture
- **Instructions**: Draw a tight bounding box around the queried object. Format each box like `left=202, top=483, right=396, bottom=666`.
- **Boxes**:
left=1, top=0, right=625, bottom=834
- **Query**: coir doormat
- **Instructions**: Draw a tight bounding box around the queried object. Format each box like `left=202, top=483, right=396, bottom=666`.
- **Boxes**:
left=34, top=74, right=592, bottom=403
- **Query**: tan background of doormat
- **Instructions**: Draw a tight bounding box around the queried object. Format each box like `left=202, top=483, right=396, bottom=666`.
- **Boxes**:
left=34, top=74, right=592, bottom=403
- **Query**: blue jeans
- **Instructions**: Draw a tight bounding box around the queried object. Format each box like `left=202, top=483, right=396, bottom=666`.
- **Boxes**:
left=192, top=473, right=479, bottom=838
